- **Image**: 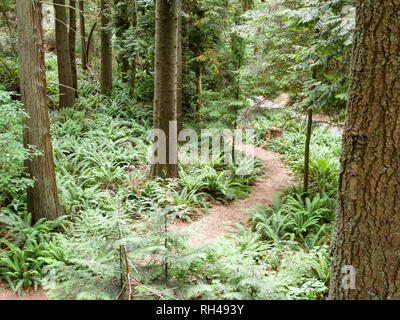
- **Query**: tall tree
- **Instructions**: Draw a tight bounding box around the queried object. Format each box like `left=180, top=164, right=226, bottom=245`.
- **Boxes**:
left=101, top=0, right=113, bottom=94
left=176, top=4, right=183, bottom=135
left=129, top=0, right=139, bottom=98
left=16, top=0, right=63, bottom=222
left=79, top=0, right=87, bottom=71
left=69, top=0, right=78, bottom=97
left=114, top=0, right=130, bottom=82
left=151, top=0, right=178, bottom=179
left=54, top=0, right=75, bottom=107
left=329, top=0, right=400, bottom=300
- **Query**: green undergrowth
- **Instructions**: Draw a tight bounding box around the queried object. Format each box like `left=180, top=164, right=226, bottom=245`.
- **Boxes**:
left=1, top=74, right=341, bottom=299
left=0, top=80, right=262, bottom=298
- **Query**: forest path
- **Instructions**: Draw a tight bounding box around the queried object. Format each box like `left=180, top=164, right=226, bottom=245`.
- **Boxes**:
left=0, top=282, right=48, bottom=300
left=170, top=141, right=293, bottom=248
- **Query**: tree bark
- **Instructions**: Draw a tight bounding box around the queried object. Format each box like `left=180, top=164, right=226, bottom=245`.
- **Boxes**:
left=79, top=0, right=87, bottom=71
left=151, top=0, right=178, bottom=179
left=16, top=0, right=62, bottom=222
left=195, top=64, right=203, bottom=127
left=329, top=0, right=400, bottom=300
left=100, top=0, right=113, bottom=94
left=54, top=0, right=75, bottom=107
left=177, top=8, right=183, bottom=135
left=69, top=0, right=78, bottom=97
left=303, top=108, right=312, bottom=198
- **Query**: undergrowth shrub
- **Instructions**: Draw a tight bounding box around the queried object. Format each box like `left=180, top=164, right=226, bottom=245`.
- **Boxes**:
left=0, top=212, right=67, bottom=294
left=0, top=90, right=40, bottom=210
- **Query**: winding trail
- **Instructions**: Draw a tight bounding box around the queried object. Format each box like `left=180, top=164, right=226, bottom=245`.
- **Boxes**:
left=171, top=142, right=293, bottom=247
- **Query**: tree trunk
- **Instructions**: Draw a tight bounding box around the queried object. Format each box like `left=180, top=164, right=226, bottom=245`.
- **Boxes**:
left=195, top=64, right=202, bottom=127
left=329, top=0, right=400, bottom=300
left=151, top=0, right=178, bottom=179
left=303, top=108, right=312, bottom=198
left=69, top=0, right=78, bottom=97
left=79, top=0, right=87, bottom=71
left=86, top=21, right=97, bottom=69
left=177, top=8, right=183, bottom=135
left=100, top=0, right=113, bottom=94
left=129, top=0, right=138, bottom=98
left=114, top=0, right=130, bottom=82
left=54, top=0, right=75, bottom=107
left=16, top=0, right=63, bottom=222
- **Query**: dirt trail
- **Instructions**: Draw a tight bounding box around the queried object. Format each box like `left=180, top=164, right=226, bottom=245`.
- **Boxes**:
left=171, top=142, right=292, bottom=247
left=0, top=282, right=48, bottom=300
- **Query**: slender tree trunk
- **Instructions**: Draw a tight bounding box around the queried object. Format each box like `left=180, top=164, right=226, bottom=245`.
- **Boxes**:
left=86, top=21, right=97, bottom=69
left=129, top=57, right=137, bottom=98
left=16, top=0, right=62, bottom=222
left=69, top=0, right=78, bottom=97
left=114, top=0, right=130, bottom=82
left=177, top=9, right=183, bottom=135
left=79, top=0, right=87, bottom=71
left=195, top=64, right=202, bottom=127
left=100, top=0, right=113, bottom=94
left=129, top=0, right=139, bottom=97
left=54, top=0, right=75, bottom=107
left=151, top=0, right=178, bottom=179
left=303, top=108, right=312, bottom=198
left=329, top=0, right=400, bottom=300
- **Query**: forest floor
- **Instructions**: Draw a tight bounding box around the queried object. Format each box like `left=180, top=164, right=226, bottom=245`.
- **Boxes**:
left=0, top=282, right=48, bottom=300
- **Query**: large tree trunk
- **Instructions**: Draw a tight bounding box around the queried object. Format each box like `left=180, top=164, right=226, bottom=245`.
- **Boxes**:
left=151, top=0, right=178, bottom=179
left=176, top=9, right=183, bottom=135
left=79, top=0, right=87, bottom=71
left=100, top=0, right=113, bottom=94
left=329, top=0, right=400, bottom=300
left=54, top=0, right=75, bottom=107
left=16, top=0, right=62, bottom=222
left=69, top=0, right=78, bottom=97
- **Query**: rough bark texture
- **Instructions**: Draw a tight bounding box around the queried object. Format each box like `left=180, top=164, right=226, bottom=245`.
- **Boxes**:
left=151, top=0, right=178, bottom=179
left=54, top=0, right=75, bottom=107
left=329, top=0, right=400, bottom=300
left=101, top=0, right=113, bottom=94
left=16, top=0, right=62, bottom=222
left=79, top=0, right=87, bottom=70
left=177, top=9, right=183, bottom=135
left=69, top=0, right=78, bottom=97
